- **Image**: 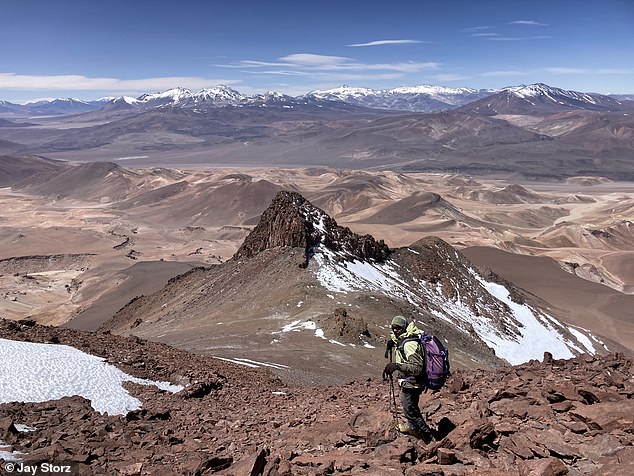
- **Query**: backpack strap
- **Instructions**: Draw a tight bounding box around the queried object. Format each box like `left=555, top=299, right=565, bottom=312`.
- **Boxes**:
left=397, top=335, right=427, bottom=387
left=397, top=335, right=427, bottom=372
left=397, top=336, right=421, bottom=361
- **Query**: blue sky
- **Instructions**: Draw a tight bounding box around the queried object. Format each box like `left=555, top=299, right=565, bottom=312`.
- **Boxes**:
left=1, top=0, right=633, bottom=103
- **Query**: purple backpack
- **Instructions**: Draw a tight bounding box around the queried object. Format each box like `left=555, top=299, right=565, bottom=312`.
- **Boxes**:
left=399, top=333, right=450, bottom=390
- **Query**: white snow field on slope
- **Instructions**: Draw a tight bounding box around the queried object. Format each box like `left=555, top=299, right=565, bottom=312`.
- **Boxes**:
left=311, top=246, right=603, bottom=365
left=0, top=338, right=183, bottom=415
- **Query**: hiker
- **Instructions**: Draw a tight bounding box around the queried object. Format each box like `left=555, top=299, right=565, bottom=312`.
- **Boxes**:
left=382, top=315, right=434, bottom=442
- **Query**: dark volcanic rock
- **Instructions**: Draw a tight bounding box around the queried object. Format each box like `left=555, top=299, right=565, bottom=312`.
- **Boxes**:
left=234, top=190, right=390, bottom=264
left=319, top=307, right=372, bottom=344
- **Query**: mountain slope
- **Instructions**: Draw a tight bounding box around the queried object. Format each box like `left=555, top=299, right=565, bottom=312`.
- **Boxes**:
left=3, top=82, right=633, bottom=180
left=12, top=161, right=143, bottom=201
left=0, top=155, right=67, bottom=187
left=114, top=177, right=286, bottom=226
left=462, top=83, right=628, bottom=116
left=356, top=191, right=481, bottom=226
left=93, top=191, right=608, bottom=386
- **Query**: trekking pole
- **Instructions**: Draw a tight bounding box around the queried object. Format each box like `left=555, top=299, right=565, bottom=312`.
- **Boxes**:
left=388, top=349, right=398, bottom=421
left=389, top=375, right=397, bottom=414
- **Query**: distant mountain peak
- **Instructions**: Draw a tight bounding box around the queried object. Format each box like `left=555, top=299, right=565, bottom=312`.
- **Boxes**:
left=31, top=97, right=90, bottom=105
left=463, top=82, right=625, bottom=115
left=505, top=83, right=576, bottom=99
left=503, top=82, right=623, bottom=105
left=310, top=85, right=376, bottom=96
left=233, top=191, right=390, bottom=264
left=204, top=84, right=237, bottom=91
left=390, top=84, right=480, bottom=95
left=304, top=84, right=495, bottom=112
left=137, top=87, right=193, bottom=103
left=197, top=85, right=242, bottom=96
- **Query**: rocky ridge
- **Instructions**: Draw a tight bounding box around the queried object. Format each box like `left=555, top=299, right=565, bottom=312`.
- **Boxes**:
left=99, top=191, right=606, bottom=383
left=234, top=190, right=390, bottom=264
left=0, top=319, right=632, bottom=475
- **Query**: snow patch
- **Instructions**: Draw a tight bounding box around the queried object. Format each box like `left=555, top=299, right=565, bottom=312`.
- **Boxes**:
left=231, top=358, right=290, bottom=370
left=475, top=278, right=576, bottom=364
left=0, top=339, right=183, bottom=416
left=14, top=424, right=36, bottom=433
left=310, top=244, right=599, bottom=366
left=280, top=320, right=317, bottom=332
left=568, top=326, right=597, bottom=354
left=329, top=339, right=347, bottom=347
left=212, top=357, right=259, bottom=368
left=0, top=442, right=23, bottom=462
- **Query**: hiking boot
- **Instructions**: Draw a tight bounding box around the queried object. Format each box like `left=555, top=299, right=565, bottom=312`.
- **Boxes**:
left=395, top=423, right=420, bottom=438
left=418, top=428, right=434, bottom=444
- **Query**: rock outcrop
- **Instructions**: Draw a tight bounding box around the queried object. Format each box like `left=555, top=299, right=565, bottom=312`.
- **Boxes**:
left=234, top=190, right=390, bottom=265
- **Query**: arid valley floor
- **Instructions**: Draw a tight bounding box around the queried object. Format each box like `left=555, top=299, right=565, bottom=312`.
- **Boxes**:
left=1, top=164, right=633, bottom=355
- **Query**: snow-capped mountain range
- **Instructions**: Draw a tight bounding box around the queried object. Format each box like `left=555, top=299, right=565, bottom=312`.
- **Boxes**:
left=304, top=84, right=496, bottom=112
left=463, top=83, right=627, bottom=114
left=105, top=84, right=497, bottom=113
left=1, top=83, right=631, bottom=117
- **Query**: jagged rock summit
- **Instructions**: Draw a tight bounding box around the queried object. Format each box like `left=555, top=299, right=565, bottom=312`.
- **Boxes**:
left=234, top=190, right=390, bottom=264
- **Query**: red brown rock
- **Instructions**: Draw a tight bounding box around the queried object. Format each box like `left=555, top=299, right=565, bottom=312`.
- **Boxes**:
left=0, top=319, right=632, bottom=475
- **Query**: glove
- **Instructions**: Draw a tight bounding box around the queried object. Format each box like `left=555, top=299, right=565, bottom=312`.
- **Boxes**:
left=382, top=362, right=401, bottom=380
left=384, top=339, right=395, bottom=359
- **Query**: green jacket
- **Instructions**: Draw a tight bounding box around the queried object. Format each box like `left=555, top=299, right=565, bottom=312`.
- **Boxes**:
left=390, top=322, right=425, bottom=389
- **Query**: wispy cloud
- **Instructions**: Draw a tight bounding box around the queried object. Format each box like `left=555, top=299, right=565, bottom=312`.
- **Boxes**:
left=282, top=53, right=351, bottom=68
left=468, top=20, right=550, bottom=40
left=243, top=69, right=405, bottom=82
left=226, top=55, right=349, bottom=70
left=347, top=39, right=424, bottom=47
left=221, top=53, right=440, bottom=74
left=463, top=26, right=493, bottom=33
left=220, top=53, right=441, bottom=84
left=487, top=36, right=551, bottom=41
left=0, top=73, right=239, bottom=91
left=244, top=70, right=310, bottom=77
left=510, top=20, right=548, bottom=26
